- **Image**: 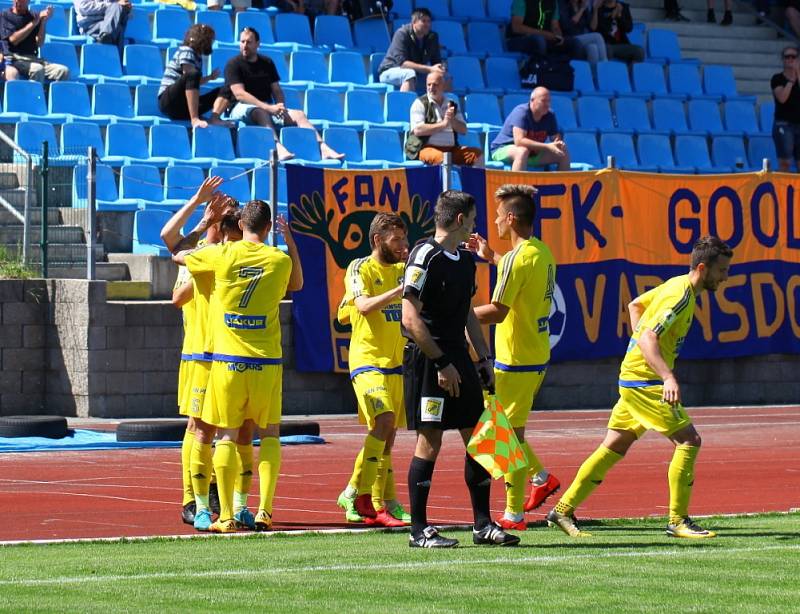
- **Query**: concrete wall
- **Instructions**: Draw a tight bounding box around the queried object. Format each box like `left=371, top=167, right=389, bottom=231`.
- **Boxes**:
left=0, top=278, right=796, bottom=418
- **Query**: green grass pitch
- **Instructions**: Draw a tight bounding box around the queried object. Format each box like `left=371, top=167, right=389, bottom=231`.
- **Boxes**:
left=1, top=513, right=798, bottom=612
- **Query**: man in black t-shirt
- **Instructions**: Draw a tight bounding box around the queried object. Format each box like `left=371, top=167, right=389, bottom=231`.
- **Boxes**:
left=771, top=45, right=800, bottom=171
left=401, top=190, right=520, bottom=549
left=0, top=0, right=69, bottom=82
left=222, top=27, right=343, bottom=162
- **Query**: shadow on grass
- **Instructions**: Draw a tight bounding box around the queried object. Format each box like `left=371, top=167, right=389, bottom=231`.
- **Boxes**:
left=532, top=540, right=721, bottom=551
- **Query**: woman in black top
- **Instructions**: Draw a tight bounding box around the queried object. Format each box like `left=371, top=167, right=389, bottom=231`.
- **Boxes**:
left=771, top=45, right=800, bottom=172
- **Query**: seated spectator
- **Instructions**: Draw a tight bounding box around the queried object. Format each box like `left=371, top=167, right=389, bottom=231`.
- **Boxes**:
left=73, top=0, right=132, bottom=57
left=223, top=27, right=343, bottom=161
left=706, top=0, right=732, bottom=24
left=560, top=0, right=608, bottom=64
left=591, top=0, right=644, bottom=63
left=506, top=0, right=582, bottom=61
left=490, top=86, right=570, bottom=171
left=0, top=0, right=69, bottom=82
left=158, top=24, right=232, bottom=128
left=406, top=71, right=483, bottom=167
left=378, top=8, right=444, bottom=93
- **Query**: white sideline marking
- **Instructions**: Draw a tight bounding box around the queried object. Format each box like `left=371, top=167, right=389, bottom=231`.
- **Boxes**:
left=0, top=542, right=798, bottom=587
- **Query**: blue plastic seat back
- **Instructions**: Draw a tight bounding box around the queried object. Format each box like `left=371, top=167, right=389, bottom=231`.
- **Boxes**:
left=724, top=100, right=760, bottom=134
left=668, top=63, right=703, bottom=97
left=571, top=60, right=595, bottom=94
left=165, top=165, right=205, bottom=201
left=4, top=80, right=48, bottom=115
left=306, top=88, right=346, bottom=123
left=107, top=123, right=149, bottom=159
left=153, top=8, right=191, bottom=41
left=39, top=42, right=80, bottom=77
left=385, top=91, right=417, bottom=123
left=564, top=132, right=602, bottom=167
left=323, top=127, right=363, bottom=161
left=134, top=209, right=173, bottom=246
left=688, top=99, right=724, bottom=134
left=467, top=21, right=505, bottom=56
left=485, top=56, right=522, bottom=92
left=210, top=47, right=238, bottom=74
left=330, top=51, right=369, bottom=86
left=435, top=20, right=467, bottom=56
left=615, top=97, right=651, bottom=132
left=314, top=15, right=354, bottom=49
left=41, top=5, right=70, bottom=37
left=16, top=121, right=59, bottom=155
left=364, top=128, right=404, bottom=163
left=122, top=164, right=164, bottom=201
left=136, top=84, right=165, bottom=118
left=346, top=89, right=384, bottom=124
left=214, top=165, right=252, bottom=203
left=712, top=135, right=747, bottom=168
left=124, top=44, right=164, bottom=80
left=597, top=61, right=633, bottom=95
left=747, top=135, right=778, bottom=168
left=353, top=17, right=390, bottom=53
left=391, top=0, right=413, bottom=19
left=74, top=163, right=121, bottom=202
left=252, top=165, right=287, bottom=202
left=124, top=12, right=152, bottom=43
left=675, top=135, right=712, bottom=169
left=290, top=50, right=329, bottom=83
left=703, top=65, right=739, bottom=99
left=465, top=93, right=502, bottom=126
left=263, top=49, right=290, bottom=81
left=448, top=56, right=486, bottom=92
left=488, top=0, right=512, bottom=19
left=577, top=96, right=614, bottom=131
left=632, top=62, right=668, bottom=96
left=49, top=81, right=92, bottom=117
left=94, top=83, right=135, bottom=118
left=193, top=125, right=236, bottom=160
left=647, top=29, right=683, bottom=63
left=503, top=93, right=528, bottom=117
left=550, top=95, right=577, bottom=130
left=275, top=13, right=314, bottom=46
left=150, top=124, right=192, bottom=159
left=637, top=133, right=675, bottom=168
left=652, top=98, right=688, bottom=132
left=281, top=126, right=323, bottom=161
left=235, top=12, right=275, bottom=44
left=759, top=101, right=774, bottom=132
left=61, top=121, right=104, bottom=155
left=196, top=10, right=234, bottom=44
left=415, top=0, right=450, bottom=18
left=453, top=0, right=487, bottom=19
left=237, top=125, right=277, bottom=159
left=600, top=133, right=638, bottom=167
left=81, top=41, right=123, bottom=77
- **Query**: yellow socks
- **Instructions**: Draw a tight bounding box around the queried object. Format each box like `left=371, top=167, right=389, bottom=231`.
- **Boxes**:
left=181, top=428, right=195, bottom=506
left=212, top=440, right=238, bottom=522
left=235, top=444, right=253, bottom=513
left=383, top=454, right=396, bottom=501
left=557, top=445, right=624, bottom=514
left=522, top=441, right=544, bottom=478
left=504, top=467, right=527, bottom=515
left=348, top=448, right=364, bottom=491
left=258, top=437, right=281, bottom=516
left=668, top=444, right=699, bottom=524
left=356, top=434, right=385, bottom=494
left=190, top=440, right=213, bottom=511
left=372, top=453, right=391, bottom=510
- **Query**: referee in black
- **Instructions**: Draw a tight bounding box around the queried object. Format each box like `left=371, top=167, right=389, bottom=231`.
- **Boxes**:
left=402, top=190, right=520, bottom=548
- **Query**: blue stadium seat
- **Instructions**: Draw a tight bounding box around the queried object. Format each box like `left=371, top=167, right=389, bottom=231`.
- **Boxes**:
left=121, top=164, right=171, bottom=208
left=43, top=5, right=86, bottom=44
left=563, top=132, right=602, bottom=168
left=2, top=80, right=68, bottom=123
left=502, top=93, right=528, bottom=116
left=467, top=21, right=516, bottom=59
left=447, top=56, right=502, bottom=95
left=235, top=12, right=276, bottom=46
left=759, top=101, right=774, bottom=132
left=747, top=135, right=778, bottom=170
left=415, top=0, right=451, bottom=19
left=675, top=135, right=729, bottom=173
left=600, top=133, right=648, bottom=170
left=124, top=44, right=164, bottom=84
left=281, top=87, right=304, bottom=111
left=548, top=95, right=578, bottom=131
left=711, top=135, right=752, bottom=171
left=702, top=65, right=756, bottom=103
left=274, top=13, right=315, bottom=49
left=464, top=93, right=503, bottom=132
left=577, top=96, right=631, bottom=134
left=384, top=90, right=416, bottom=130
left=49, top=81, right=109, bottom=126
left=237, top=125, right=277, bottom=161
left=687, top=99, right=740, bottom=137
left=330, top=51, right=389, bottom=93
left=213, top=165, right=252, bottom=203
left=107, top=123, right=171, bottom=167
left=195, top=9, right=234, bottom=45
left=182, top=209, right=206, bottom=236
left=570, top=60, right=598, bottom=96
left=628, top=22, right=645, bottom=48
left=252, top=165, right=288, bottom=204
left=345, top=89, right=388, bottom=129
left=596, top=61, right=648, bottom=99
left=668, top=63, right=719, bottom=101
left=153, top=8, right=191, bottom=45
left=60, top=121, right=104, bottom=159
left=647, top=29, right=698, bottom=65
left=651, top=98, right=692, bottom=136
left=193, top=126, right=258, bottom=166
left=724, top=100, right=767, bottom=138
left=135, top=83, right=170, bottom=123
left=636, top=133, right=692, bottom=173
left=390, top=0, right=413, bottom=19
left=39, top=42, right=85, bottom=83
left=165, top=165, right=206, bottom=202
left=208, top=47, right=238, bottom=76
left=631, top=61, right=683, bottom=99
left=323, top=127, right=384, bottom=169
left=614, top=97, right=655, bottom=134
left=485, top=57, right=526, bottom=95
left=353, top=17, right=390, bottom=53
left=124, top=12, right=158, bottom=46
left=363, top=128, right=424, bottom=168
left=488, top=0, right=513, bottom=21
left=263, top=49, right=291, bottom=83
left=81, top=42, right=143, bottom=85
left=280, top=126, right=342, bottom=167
left=306, top=88, right=362, bottom=130
left=14, top=121, right=72, bottom=164
left=435, top=20, right=478, bottom=58
left=314, top=15, right=362, bottom=52
left=290, top=50, right=350, bottom=91
left=368, top=52, right=383, bottom=84
left=133, top=209, right=172, bottom=255
left=94, top=83, right=161, bottom=126
left=452, top=0, right=488, bottom=20
left=72, top=163, right=139, bottom=211
left=150, top=124, right=215, bottom=168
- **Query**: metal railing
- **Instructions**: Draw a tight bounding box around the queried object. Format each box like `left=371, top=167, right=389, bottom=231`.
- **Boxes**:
left=0, top=129, right=34, bottom=265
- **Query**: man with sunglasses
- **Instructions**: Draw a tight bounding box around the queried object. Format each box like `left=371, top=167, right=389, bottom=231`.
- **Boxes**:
left=771, top=46, right=800, bottom=172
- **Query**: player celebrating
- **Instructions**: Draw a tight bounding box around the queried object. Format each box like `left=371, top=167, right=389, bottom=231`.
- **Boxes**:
left=547, top=236, right=733, bottom=539
left=175, top=200, right=302, bottom=533
left=335, top=213, right=411, bottom=528
left=472, top=184, right=560, bottom=530
left=402, top=190, right=520, bottom=548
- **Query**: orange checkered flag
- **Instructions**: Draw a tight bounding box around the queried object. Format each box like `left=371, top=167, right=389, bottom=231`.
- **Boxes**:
left=467, top=395, right=528, bottom=479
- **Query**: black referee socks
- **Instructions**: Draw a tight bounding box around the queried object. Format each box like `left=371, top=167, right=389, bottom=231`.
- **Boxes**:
left=408, top=456, right=436, bottom=536
left=465, top=454, right=492, bottom=531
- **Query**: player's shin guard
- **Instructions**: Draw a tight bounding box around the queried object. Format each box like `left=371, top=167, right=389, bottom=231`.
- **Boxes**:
left=190, top=440, right=213, bottom=511
left=465, top=454, right=492, bottom=530
left=557, top=445, right=623, bottom=515
left=181, top=428, right=195, bottom=506
left=522, top=441, right=545, bottom=478
left=357, top=434, right=385, bottom=494
left=235, top=444, right=253, bottom=512
left=407, top=456, right=435, bottom=535
left=258, top=437, right=281, bottom=517
left=372, top=453, right=390, bottom=510
left=668, top=444, right=699, bottom=524
left=212, top=441, right=238, bottom=522
left=504, top=467, right=527, bottom=516
left=348, top=448, right=364, bottom=491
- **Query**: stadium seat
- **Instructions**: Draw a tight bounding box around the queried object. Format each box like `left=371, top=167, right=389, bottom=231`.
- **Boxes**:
left=467, top=21, right=516, bottom=59
left=289, top=50, right=348, bottom=91
left=263, top=50, right=291, bottom=83
left=502, top=93, right=528, bottom=117
left=384, top=91, right=417, bottom=130
left=124, top=12, right=158, bottom=46
left=274, top=13, right=315, bottom=49
left=164, top=165, right=206, bottom=202
left=363, top=128, right=424, bottom=168
left=152, top=8, right=191, bottom=45
left=280, top=126, right=342, bottom=167
left=485, top=56, right=527, bottom=95
left=345, top=89, right=388, bottom=129
left=237, top=125, right=277, bottom=161
left=107, top=123, right=170, bottom=167
left=564, top=132, right=602, bottom=168
left=133, top=209, right=173, bottom=255
left=596, top=61, right=648, bottom=99
left=121, top=164, right=171, bottom=208
left=72, top=163, right=139, bottom=211
left=702, top=65, right=756, bottom=103
left=447, top=56, right=502, bottom=95
left=435, top=20, right=477, bottom=58
left=252, top=164, right=288, bottom=203
left=323, top=127, right=384, bottom=169
left=464, top=93, right=503, bottom=132
left=688, top=99, right=740, bottom=137
left=675, top=135, right=730, bottom=173
left=353, top=16, right=390, bottom=53
left=306, top=88, right=362, bottom=130
left=668, top=63, right=719, bottom=101
left=208, top=47, right=238, bottom=76
left=632, top=61, right=683, bottom=99
left=724, top=100, right=767, bottom=138
left=135, top=83, right=170, bottom=123
left=193, top=125, right=258, bottom=166
left=390, top=0, right=413, bottom=19
left=182, top=209, right=206, bottom=236
left=94, top=83, right=161, bottom=127
left=123, top=44, right=164, bottom=84
left=711, top=135, right=752, bottom=171
left=81, top=42, right=142, bottom=85
left=600, top=133, right=652, bottom=171
left=415, top=0, right=451, bottom=19
left=577, top=96, right=631, bottom=134
left=195, top=10, right=234, bottom=45
left=39, top=42, right=85, bottom=84
left=330, top=51, right=389, bottom=93
left=488, top=0, right=513, bottom=21
left=647, top=29, right=698, bottom=65
left=61, top=121, right=104, bottom=159
left=213, top=165, right=252, bottom=203
left=2, top=80, right=67, bottom=123
left=614, top=97, right=654, bottom=134
left=747, top=135, right=778, bottom=170
left=368, top=52, right=383, bottom=84
left=49, top=81, right=110, bottom=126
left=235, top=12, right=276, bottom=46
left=634, top=134, right=686, bottom=173
left=628, top=22, right=645, bottom=48
left=43, top=5, right=86, bottom=44
left=452, top=0, right=488, bottom=20
left=759, top=101, right=774, bottom=132
left=14, top=121, right=72, bottom=164
left=570, top=60, right=599, bottom=96
left=314, top=15, right=360, bottom=51
left=651, top=98, right=692, bottom=136
left=549, top=95, right=578, bottom=131
left=150, top=124, right=215, bottom=168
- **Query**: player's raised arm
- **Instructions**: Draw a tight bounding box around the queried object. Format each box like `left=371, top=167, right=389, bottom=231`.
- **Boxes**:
left=161, top=176, right=224, bottom=253
left=275, top=214, right=303, bottom=292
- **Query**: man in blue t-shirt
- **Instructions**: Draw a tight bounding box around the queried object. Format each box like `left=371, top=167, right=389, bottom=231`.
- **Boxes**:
left=490, top=87, right=570, bottom=171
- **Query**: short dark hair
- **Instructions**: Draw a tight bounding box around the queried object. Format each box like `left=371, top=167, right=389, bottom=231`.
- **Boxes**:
left=220, top=209, right=242, bottom=237
left=369, top=213, right=407, bottom=248
left=240, top=26, right=260, bottom=42
left=434, top=190, right=475, bottom=229
left=691, top=235, right=733, bottom=269
left=241, top=199, right=272, bottom=234
left=411, top=7, right=432, bottom=21
left=184, top=24, right=215, bottom=56
left=495, top=184, right=537, bottom=228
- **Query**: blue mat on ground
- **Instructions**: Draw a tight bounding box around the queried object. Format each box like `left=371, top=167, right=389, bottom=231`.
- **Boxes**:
left=0, top=429, right=325, bottom=453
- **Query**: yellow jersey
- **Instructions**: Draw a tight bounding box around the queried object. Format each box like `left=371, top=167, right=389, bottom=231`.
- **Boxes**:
left=174, top=265, right=194, bottom=359
left=341, top=255, right=404, bottom=375
left=619, top=274, right=696, bottom=386
left=186, top=240, right=292, bottom=362
left=492, top=237, right=556, bottom=371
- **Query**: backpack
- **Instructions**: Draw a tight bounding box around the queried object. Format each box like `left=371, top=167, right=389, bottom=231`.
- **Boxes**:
left=519, top=54, right=574, bottom=92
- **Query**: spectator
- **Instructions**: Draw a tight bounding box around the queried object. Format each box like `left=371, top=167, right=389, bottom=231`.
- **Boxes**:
left=406, top=71, right=484, bottom=167
left=560, top=0, right=608, bottom=64
left=378, top=8, right=444, bottom=93
left=158, top=24, right=232, bottom=128
left=771, top=45, right=800, bottom=172
left=0, top=0, right=69, bottom=82
left=591, top=0, right=644, bottom=64
left=223, top=27, right=344, bottom=161
left=207, top=0, right=251, bottom=12
left=707, top=0, right=732, bottom=24
left=489, top=86, right=570, bottom=172
left=786, top=0, right=800, bottom=38
left=73, top=0, right=132, bottom=57
left=506, top=0, right=582, bottom=61
left=664, top=0, right=689, bottom=21
left=0, top=39, right=19, bottom=80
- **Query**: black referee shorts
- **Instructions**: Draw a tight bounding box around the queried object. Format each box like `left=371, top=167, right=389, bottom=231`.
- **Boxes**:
left=403, top=343, right=484, bottom=431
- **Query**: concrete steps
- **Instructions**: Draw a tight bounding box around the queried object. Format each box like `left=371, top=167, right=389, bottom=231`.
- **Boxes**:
left=0, top=225, right=85, bottom=244
left=1, top=242, right=104, bottom=263
left=0, top=207, right=60, bottom=226
left=48, top=262, right=131, bottom=281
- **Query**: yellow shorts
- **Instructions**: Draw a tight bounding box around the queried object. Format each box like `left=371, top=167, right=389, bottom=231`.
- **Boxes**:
left=608, top=385, right=692, bottom=438
left=202, top=361, right=282, bottom=429
left=351, top=371, right=406, bottom=430
left=177, top=359, right=193, bottom=416
left=494, top=369, right=546, bottom=428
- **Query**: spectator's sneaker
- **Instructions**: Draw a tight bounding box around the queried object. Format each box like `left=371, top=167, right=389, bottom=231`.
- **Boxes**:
left=409, top=526, right=459, bottom=548
left=385, top=501, right=411, bottom=525
left=193, top=508, right=213, bottom=532
left=720, top=10, right=732, bottom=25
left=365, top=509, right=406, bottom=528
left=546, top=509, right=591, bottom=537
left=254, top=509, right=273, bottom=532
left=336, top=490, right=364, bottom=523
left=666, top=517, right=717, bottom=539
left=496, top=515, right=527, bottom=531
left=354, top=493, right=378, bottom=519
left=472, top=522, right=521, bottom=546
left=209, top=482, right=221, bottom=516
left=234, top=507, right=256, bottom=530
left=524, top=473, right=561, bottom=512
left=209, top=518, right=238, bottom=534
left=707, top=8, right=716, bottom=22
left=181, top=502, right=196, bottom=525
